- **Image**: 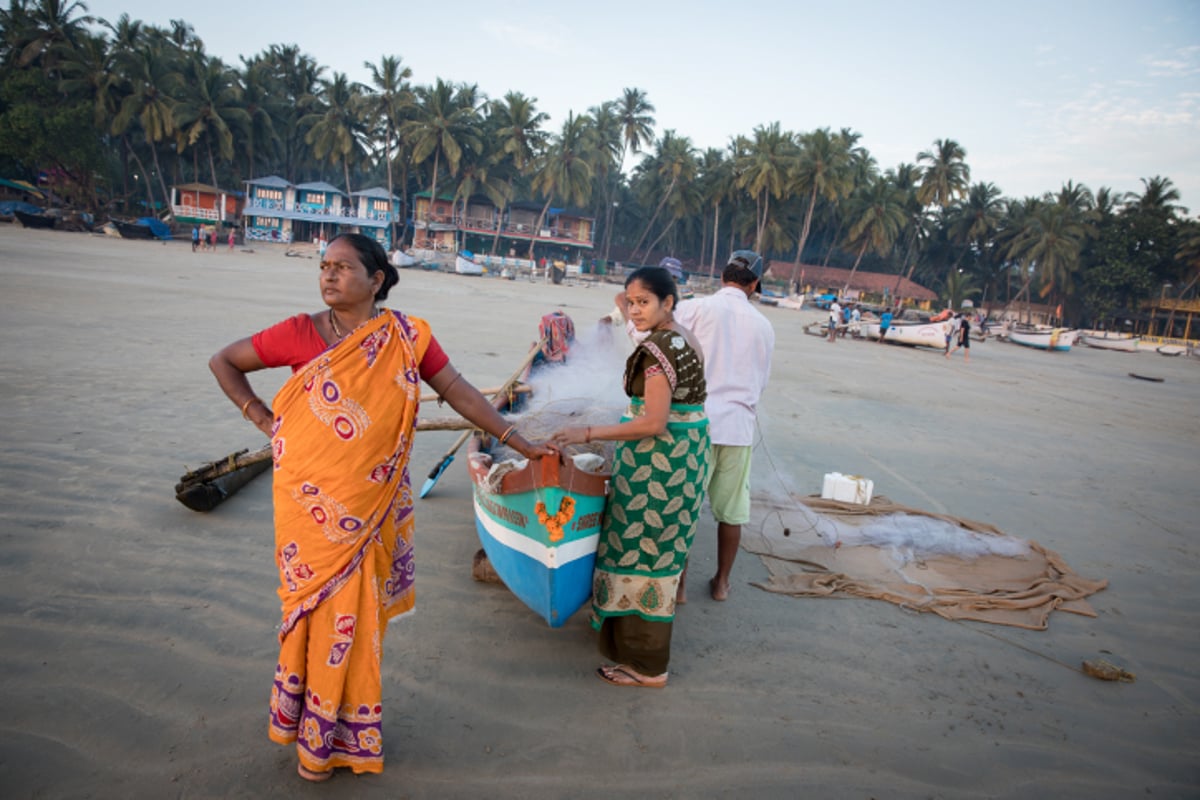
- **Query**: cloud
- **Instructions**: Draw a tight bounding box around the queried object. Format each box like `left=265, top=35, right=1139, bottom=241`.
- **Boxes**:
left=478, top=18, right=569, bottom=57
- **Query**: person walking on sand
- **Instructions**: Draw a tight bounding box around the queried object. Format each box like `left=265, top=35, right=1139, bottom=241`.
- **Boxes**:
left=228, top=229, right=235, bottom=250
left=827, top=299, right=842, bottom=342
left=878, top=306, right=893, bottom=344
left=946, top=312, right=971, bottom=362
left=613, top=252, right=774, bottom=603
left=191, top=226, right=200, bottom=253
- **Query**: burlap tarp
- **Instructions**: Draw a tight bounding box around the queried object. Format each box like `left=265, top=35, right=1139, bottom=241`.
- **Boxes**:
left=742, top=494, right=1108, bottom=630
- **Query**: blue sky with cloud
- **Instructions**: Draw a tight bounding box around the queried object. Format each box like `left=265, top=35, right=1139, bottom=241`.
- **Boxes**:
left=86, top=0, right=1200, bottom=213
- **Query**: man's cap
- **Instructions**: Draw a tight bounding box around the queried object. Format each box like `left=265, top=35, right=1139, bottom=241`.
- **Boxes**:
left=728, top=250, right=764, bottom=280
left=658, top=256, right=684, bottom=280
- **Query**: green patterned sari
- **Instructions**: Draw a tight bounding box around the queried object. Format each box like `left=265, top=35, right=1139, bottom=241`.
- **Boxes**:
left=592, top=328, right=711, bottom=632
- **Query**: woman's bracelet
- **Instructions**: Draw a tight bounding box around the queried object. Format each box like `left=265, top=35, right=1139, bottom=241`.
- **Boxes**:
left=498, top=424, right=517, bottom=445
left=241, top=396, right=262, bottom=420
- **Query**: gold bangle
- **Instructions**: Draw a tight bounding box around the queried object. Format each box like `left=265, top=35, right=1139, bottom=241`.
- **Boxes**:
left=498, top=424, right=516, bottom=445
left=240, top=396, right=261, bottom=420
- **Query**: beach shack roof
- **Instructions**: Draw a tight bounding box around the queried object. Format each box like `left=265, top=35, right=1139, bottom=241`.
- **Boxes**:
left=173, top=181, right=244, bottom=197
left=245, top=175, right=292, bottom=188
left=775, top=261, right=937, bottom=301
left=352, top=186, right=399, bottom=201
left=295, top=181, right=346, bottom=197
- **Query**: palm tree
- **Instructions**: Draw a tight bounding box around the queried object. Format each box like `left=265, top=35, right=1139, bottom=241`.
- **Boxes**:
left=1006, top=199, right=1087, bottom=320
left=788, top=127, right=854, bottom=285
left=363, top=54, right=413, bottom=246
left=488, top=91, right=548, bottom=254
left=616, top=87, right=655, bottom=173
left=945, top=181, right=1004, bottom=276
left=302, top=71, right=367, bottom=195
left=111, top=41, right=178, bottom=217
left=735, top=122, right=796, bottom=256
left=583, top=100, right=623, bottom=263
left=841, top=174, right=907, bottom=292
left=1130, top=175, right=1184, bottom=217
left=628, top=130, right=696, bottom=263
left=5, top=0, right=93, bottom=69
left=234, top=58, right=281, bottom=180
left=402, top=79, right=482, bottom=232
left=916, top=138, right=970, bottom=208
left=528, top=111, right=593, bottom=262
left=172, top=54, right=248, bottom=188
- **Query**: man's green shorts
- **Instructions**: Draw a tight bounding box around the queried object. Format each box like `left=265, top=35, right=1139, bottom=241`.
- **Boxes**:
left=707, top=444, right=753, bottom=525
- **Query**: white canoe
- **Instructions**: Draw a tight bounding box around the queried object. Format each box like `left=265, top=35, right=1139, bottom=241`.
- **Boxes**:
left=1007, top=327, right=1078, bottom=351
left=1080, top=332, right=1140, bottom=352
left=863, top=319, right=951, bottom=349
left=455, top=252, right=483, bottom=275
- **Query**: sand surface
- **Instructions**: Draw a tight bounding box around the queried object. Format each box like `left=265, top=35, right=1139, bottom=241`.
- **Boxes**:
left=1, top=225, right=1197, bottom=799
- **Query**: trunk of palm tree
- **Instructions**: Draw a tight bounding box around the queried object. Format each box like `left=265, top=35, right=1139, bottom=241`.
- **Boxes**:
left=528, top=195, right=554, bottom=264
left=710, top=201, right=720, bottom=278
left=343, top=156, right=353, bottom=198
left=126, top=138, right=155, bottom=216
left=490, top=177, right=513, bottom=256
left=425, top=150, right=441, bottom=248
left=629, top=175, right=677, bottom=263
left=644, top=217, right=678, bottom=261
left=385, top=126, right=396, bottom=249
left=148, top=141, right=173, bottom=220
left=843, top=241, right=868, bottom=294
left=207, top=140, right=219, bottom=190
left=789, top=185, right=820, bottom=285
left=891, top=224, right=921, bottom=299
left=755, top=192, right=771, bottom=255
left=822, top=218, right=844, bottom=266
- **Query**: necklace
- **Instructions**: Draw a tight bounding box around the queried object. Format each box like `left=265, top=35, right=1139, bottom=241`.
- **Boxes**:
left=329, top=306, right=381, bottom=340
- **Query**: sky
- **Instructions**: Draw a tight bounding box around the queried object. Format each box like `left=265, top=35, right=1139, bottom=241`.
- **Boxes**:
left=83, top=0, right=1200, bottom=214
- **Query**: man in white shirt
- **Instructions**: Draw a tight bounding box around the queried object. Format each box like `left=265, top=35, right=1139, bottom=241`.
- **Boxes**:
left=619, top=252, right=775, bottom=601
left=828, top=299, right=842, bottom=342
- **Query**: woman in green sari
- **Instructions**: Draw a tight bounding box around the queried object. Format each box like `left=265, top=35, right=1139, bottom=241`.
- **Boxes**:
left=552, top=266, right=710, bottom=688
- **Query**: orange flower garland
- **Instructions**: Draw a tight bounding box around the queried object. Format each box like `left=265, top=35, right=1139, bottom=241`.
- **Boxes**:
left=535, top=496, right=576, bottom=542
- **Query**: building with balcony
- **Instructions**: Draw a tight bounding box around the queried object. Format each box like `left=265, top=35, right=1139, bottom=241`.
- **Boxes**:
left=411, top=191, right=594, bottom=264
left=242, top=176, right=400, bottom=248
left=170, top=183, right=244, bottom=227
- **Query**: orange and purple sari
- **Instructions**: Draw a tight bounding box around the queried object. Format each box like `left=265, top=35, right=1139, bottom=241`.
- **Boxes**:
left=266, top=310, right=430, bottom=775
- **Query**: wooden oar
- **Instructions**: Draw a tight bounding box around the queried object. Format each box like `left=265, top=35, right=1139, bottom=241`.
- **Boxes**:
left=419, top=339, right=544, bottom=499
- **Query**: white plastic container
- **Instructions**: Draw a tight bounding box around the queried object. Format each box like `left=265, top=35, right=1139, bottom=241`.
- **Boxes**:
left=821, top=472, right=874, bottom=505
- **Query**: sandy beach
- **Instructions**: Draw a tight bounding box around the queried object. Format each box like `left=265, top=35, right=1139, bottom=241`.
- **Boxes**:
left=1, top=225, right=1197, bottom=799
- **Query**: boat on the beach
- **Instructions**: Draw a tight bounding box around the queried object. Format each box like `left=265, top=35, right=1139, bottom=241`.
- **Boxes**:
left=863, top=311, right=951, bottom=349
left=14, top=209, right=56, bottom=229
left=455, top=250, right=483, bottom=275
left=1080, top=331, right=1140, bottom=352
left=113, top=217, right=171, bottom=240
left=1156, top=345, right=1187, bottom=357
left=466, top=320, right=609, bottom=628
left=1007, top=325, right=1078, bottom=351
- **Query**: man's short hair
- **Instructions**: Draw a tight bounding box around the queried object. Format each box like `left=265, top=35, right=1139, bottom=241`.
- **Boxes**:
left=723, top=250, right=763, bottom=290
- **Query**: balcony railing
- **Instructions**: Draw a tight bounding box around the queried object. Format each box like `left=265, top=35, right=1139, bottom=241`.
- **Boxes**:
left=173, top=204, right=221, bottom=221
left=244, top=198, right=398, bottom=222
left=416, top=211, right=593, bottom=244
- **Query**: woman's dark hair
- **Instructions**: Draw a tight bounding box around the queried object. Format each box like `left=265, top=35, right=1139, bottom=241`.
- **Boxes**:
left=329, top=232, right=399, bottom=301
left=625, top=266, right=679, bottom=308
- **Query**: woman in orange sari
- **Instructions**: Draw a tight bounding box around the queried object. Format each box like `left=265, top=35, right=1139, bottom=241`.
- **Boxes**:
left=210, top=233, right=551, bottom=781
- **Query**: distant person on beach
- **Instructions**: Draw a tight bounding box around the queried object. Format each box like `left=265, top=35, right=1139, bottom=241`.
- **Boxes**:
left=878, top=307, right=893, bottom=344
left=191, top=226, right=199, bottom=252
left=228, top=229, right=235, bottom=250
left=209, top=232, right=551, bottom=780
left=946, top=312, right=971, bottom=362
left=945, top=312, right=962, bottom=353
left=552, top=265, right=710, bottom=689
left=850, top=304, right=862, bottom=338
left=611, top=252, right=775, bottom=603
left=828, top=299, right=842, bottom=342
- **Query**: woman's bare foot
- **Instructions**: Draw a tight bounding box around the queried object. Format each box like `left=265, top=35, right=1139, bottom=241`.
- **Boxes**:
left=596, top=664, right=668, bottom=688
left=710, top=576, right=730, bottom=601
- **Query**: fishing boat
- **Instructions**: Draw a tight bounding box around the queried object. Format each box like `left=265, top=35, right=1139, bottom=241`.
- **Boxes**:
left=1079, top=331, right=1140, bottom=352
left=1007, top=325, right=1078, bottom=351
left=862, top=311, right=951, bottom=349
left=465, top=314, right=609, bottom=628
left=112, top=219, right=155, bottom=239
left=455, top=250, right=483, bottom=275
left=467, top=447, right=607, bottom=628
left=13, top=209, right=56, bottom=229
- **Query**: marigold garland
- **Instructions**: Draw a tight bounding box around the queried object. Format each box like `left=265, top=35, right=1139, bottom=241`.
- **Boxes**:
left=535, top=496, right=576, bottom=542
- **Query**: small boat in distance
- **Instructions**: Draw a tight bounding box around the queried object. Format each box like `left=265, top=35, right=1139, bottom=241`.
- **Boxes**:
left=1080, top=331, right=1140, bottom=352
left=13, top=209, right=56, bottom=229
left=455, top=250, right=483, bottom=275
left=862, top=310, right=951, bottom=349
left=1007, top=325, right=1078, bottom=351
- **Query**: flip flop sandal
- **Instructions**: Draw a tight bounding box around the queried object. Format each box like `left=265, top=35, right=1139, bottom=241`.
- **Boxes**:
left=596, top=664, right=668, bottom=689
left=298, top=763, right=333, bottom=782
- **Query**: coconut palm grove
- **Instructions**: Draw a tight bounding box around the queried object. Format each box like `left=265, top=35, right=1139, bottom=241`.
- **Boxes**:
left=2, top=1, right=1198, bottom=329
